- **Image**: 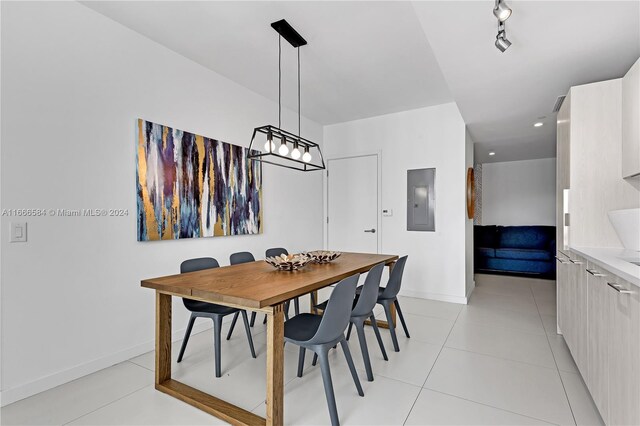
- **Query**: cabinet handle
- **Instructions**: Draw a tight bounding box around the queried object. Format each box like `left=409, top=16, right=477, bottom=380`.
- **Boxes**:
left=569, top=259, right=583, bottom=265
left=607, top=282, right=634, bottom=294
left=586, top=269, right=606, bottom=277
left=555, top=256, right=569, bottom=264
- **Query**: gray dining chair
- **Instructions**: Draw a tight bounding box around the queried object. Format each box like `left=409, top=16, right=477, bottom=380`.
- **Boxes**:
left=286, top=274, right=364, bottom=426
left=177, top=257, right=256, bottom=378
left=312, top=262, right=388, bottom=381
left=368, top=255, right=410, bottom=352
left=227, top=251, right=266, bottom=336
left=265, top=247, right=300, bottom=318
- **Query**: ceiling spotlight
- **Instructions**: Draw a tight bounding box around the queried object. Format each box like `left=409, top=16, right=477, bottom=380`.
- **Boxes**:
left=495, top=30, right=512, bottom=52
left=534, top=122, right=544, bottom=127
left=489, top=151, right=496, bottom=156
left=493, top=0, right=512, bottom=22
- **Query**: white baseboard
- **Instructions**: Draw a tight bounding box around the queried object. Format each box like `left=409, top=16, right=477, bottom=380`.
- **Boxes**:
left=0, top=320, right=214, bottom=407
left=400, top=289, right=469, bottom=304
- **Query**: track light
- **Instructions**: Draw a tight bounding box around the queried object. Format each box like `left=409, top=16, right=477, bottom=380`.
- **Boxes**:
left=493, top=0, right=512, bottom=22
left=495, top=30, right=512, bottom=52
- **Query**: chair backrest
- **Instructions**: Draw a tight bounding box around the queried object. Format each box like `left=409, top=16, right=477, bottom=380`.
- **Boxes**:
left=351, top=263, right=385, bottom=317
left=230, top=251, right=255, bottom=265
left=265, top=247, right=288, bottom=258
left=380, top=256, right=408, bottom=299
left=180, top=257, right=220, bottom=273
left=180, top=257, right=220, bottom=311
left=308, top=274, right=359, bottom=345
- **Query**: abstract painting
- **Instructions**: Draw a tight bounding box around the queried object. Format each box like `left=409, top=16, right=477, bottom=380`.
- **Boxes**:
left=136, top=119, right=262, bottom=241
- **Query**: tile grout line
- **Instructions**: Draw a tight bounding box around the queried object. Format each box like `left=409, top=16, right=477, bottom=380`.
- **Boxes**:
left=418, top=387, right=561, bottom=426
left=418, top=305, right=462, bottom=389
left=400, top=307, right=463, bottom=426
left=530, top=280, right=578, bottom=426
left=439, top=345, right=559, bottom=371
left=61, top=370, right=151, bottom=426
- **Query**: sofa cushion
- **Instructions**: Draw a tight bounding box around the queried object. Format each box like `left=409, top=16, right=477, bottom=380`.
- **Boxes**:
left=498, top=226, right=553, bottom=250
left=495, top=248, right=552, bottom=261
left=476, top=247, right=496, bottom=258
left=475, top=225, right=498, bottom=248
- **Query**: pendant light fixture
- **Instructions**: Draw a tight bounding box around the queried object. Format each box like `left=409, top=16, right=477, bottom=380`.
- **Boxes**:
left=248, top=19, right=325, bottom=172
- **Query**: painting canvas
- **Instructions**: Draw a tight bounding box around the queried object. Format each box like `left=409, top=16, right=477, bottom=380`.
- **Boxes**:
left=136, top=119, right=262, bottom=241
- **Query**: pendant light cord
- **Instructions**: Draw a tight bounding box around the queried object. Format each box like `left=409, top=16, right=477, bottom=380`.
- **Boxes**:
left=278, top=35, right=282, bottom=129
left=298, top=47, right=301, bottom=138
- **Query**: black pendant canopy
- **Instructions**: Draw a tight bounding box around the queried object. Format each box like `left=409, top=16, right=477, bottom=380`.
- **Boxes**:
left=248, top=19, right=325, bottom=172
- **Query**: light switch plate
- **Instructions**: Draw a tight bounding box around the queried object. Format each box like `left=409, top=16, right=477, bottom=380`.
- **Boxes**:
left=10, top=222, right=27, bottom=242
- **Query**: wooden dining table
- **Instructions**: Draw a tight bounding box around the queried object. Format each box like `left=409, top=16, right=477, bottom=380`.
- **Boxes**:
left=141, top=251, right=398, bottom=426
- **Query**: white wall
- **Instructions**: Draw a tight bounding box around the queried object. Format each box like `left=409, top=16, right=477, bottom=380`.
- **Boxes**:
left=323, top=104, right=470, bottom=304
left=465, top=129, right=475, bottom=298
left=0, top=2, right=323, bottom=404
left=481, top=158, right=557, bottom=226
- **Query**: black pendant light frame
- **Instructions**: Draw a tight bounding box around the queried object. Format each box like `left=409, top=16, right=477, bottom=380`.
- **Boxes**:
left=248, top=19, right=325, bottom=172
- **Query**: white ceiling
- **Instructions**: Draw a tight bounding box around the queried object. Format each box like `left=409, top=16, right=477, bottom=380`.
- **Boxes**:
left=82, top=1, right=639, bottom=163
left=413, top=1, right=640, bottom=163
left=81, top=1, right=453, bottom=126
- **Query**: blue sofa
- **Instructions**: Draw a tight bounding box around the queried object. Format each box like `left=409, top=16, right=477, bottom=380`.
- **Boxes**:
left=474, top=225, right=556, bottom=278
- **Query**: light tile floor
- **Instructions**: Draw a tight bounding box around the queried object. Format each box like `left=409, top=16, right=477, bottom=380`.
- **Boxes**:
left=1, top=274, right=604, bottom=425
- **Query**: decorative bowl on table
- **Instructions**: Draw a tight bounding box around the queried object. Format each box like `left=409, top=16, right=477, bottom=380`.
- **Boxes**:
left=303, top=250, right=342, bottom=264
left=265, top=254, right=311, bottom=271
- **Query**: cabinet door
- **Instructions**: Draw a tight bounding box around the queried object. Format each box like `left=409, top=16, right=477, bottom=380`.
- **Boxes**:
left=567, top=254, right=588, bottom=374
left=586, top=263, right=610, bottom=422
left=622, top=58, right=639, bottom=178
left=556, top=253, right=570, bottom=334
left=608, top=277, right=640, bottom=426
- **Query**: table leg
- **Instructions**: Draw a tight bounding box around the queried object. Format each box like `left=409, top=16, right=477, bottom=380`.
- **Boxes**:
left=266, top=304, right=285, bottom=426
left=156, top=291, right=172, bottom=385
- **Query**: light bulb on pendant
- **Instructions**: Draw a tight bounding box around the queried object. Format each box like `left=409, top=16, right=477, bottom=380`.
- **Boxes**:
left=263, top=131, right=275, bottom=152
left=291, top=141, right=301, bottom=160
left=302, top=146, right=312, bottom=163
left=278, top=137, right=289, bottom=156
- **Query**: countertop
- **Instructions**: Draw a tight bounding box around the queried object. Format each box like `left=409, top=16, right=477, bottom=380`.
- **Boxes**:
left=569, top=246, right=640, bottom=288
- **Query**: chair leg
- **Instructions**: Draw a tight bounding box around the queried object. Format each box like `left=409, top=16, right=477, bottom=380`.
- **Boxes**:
left=263, top=314, right=267, bottom=324
left=226, top=311, right=239, bottom=340
left=317, top=349, right=340, bottom=426
left=345, top=322, right=354, bottom=340
left=311, top=292, right=318, bottom=315
left=369, top=314, right=388, bottom=361
left=297, top=347, right=306, bottom=378
left=312, top=352, right=318, bottom=366
left=354, top=321, right=374, bottom=381
left=339, top=339, right=364, bottom=396
left=394, top=299, right=410, bottom=338
left=249, top=312, right=256, bottom=327
left=240, top=310, right=256, bottom=358
left=382, top=301, right=400, bottom=352
left=284, top=301, right=290, bottom=321
left=177, top=314, right=196, bottom=363
left=213, top=317, right=222, bottom=378
left=294, top=297, right=300, bottom=315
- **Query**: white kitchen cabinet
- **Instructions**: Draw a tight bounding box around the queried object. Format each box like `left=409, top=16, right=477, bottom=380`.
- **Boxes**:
left=608, top=274, right=640, bottom=426
left=566, top=252, right=588, bottom=374
left=586, top=261, right=611, bottom=422
left=556, top=252, right=570, bottom=335
left=560, top=257, right=640, bottom=426
left=622, top=58, right=640, bottom=179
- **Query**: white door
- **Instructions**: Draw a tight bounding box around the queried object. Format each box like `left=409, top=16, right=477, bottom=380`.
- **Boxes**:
left=327, top=154, right=378, bottom=253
